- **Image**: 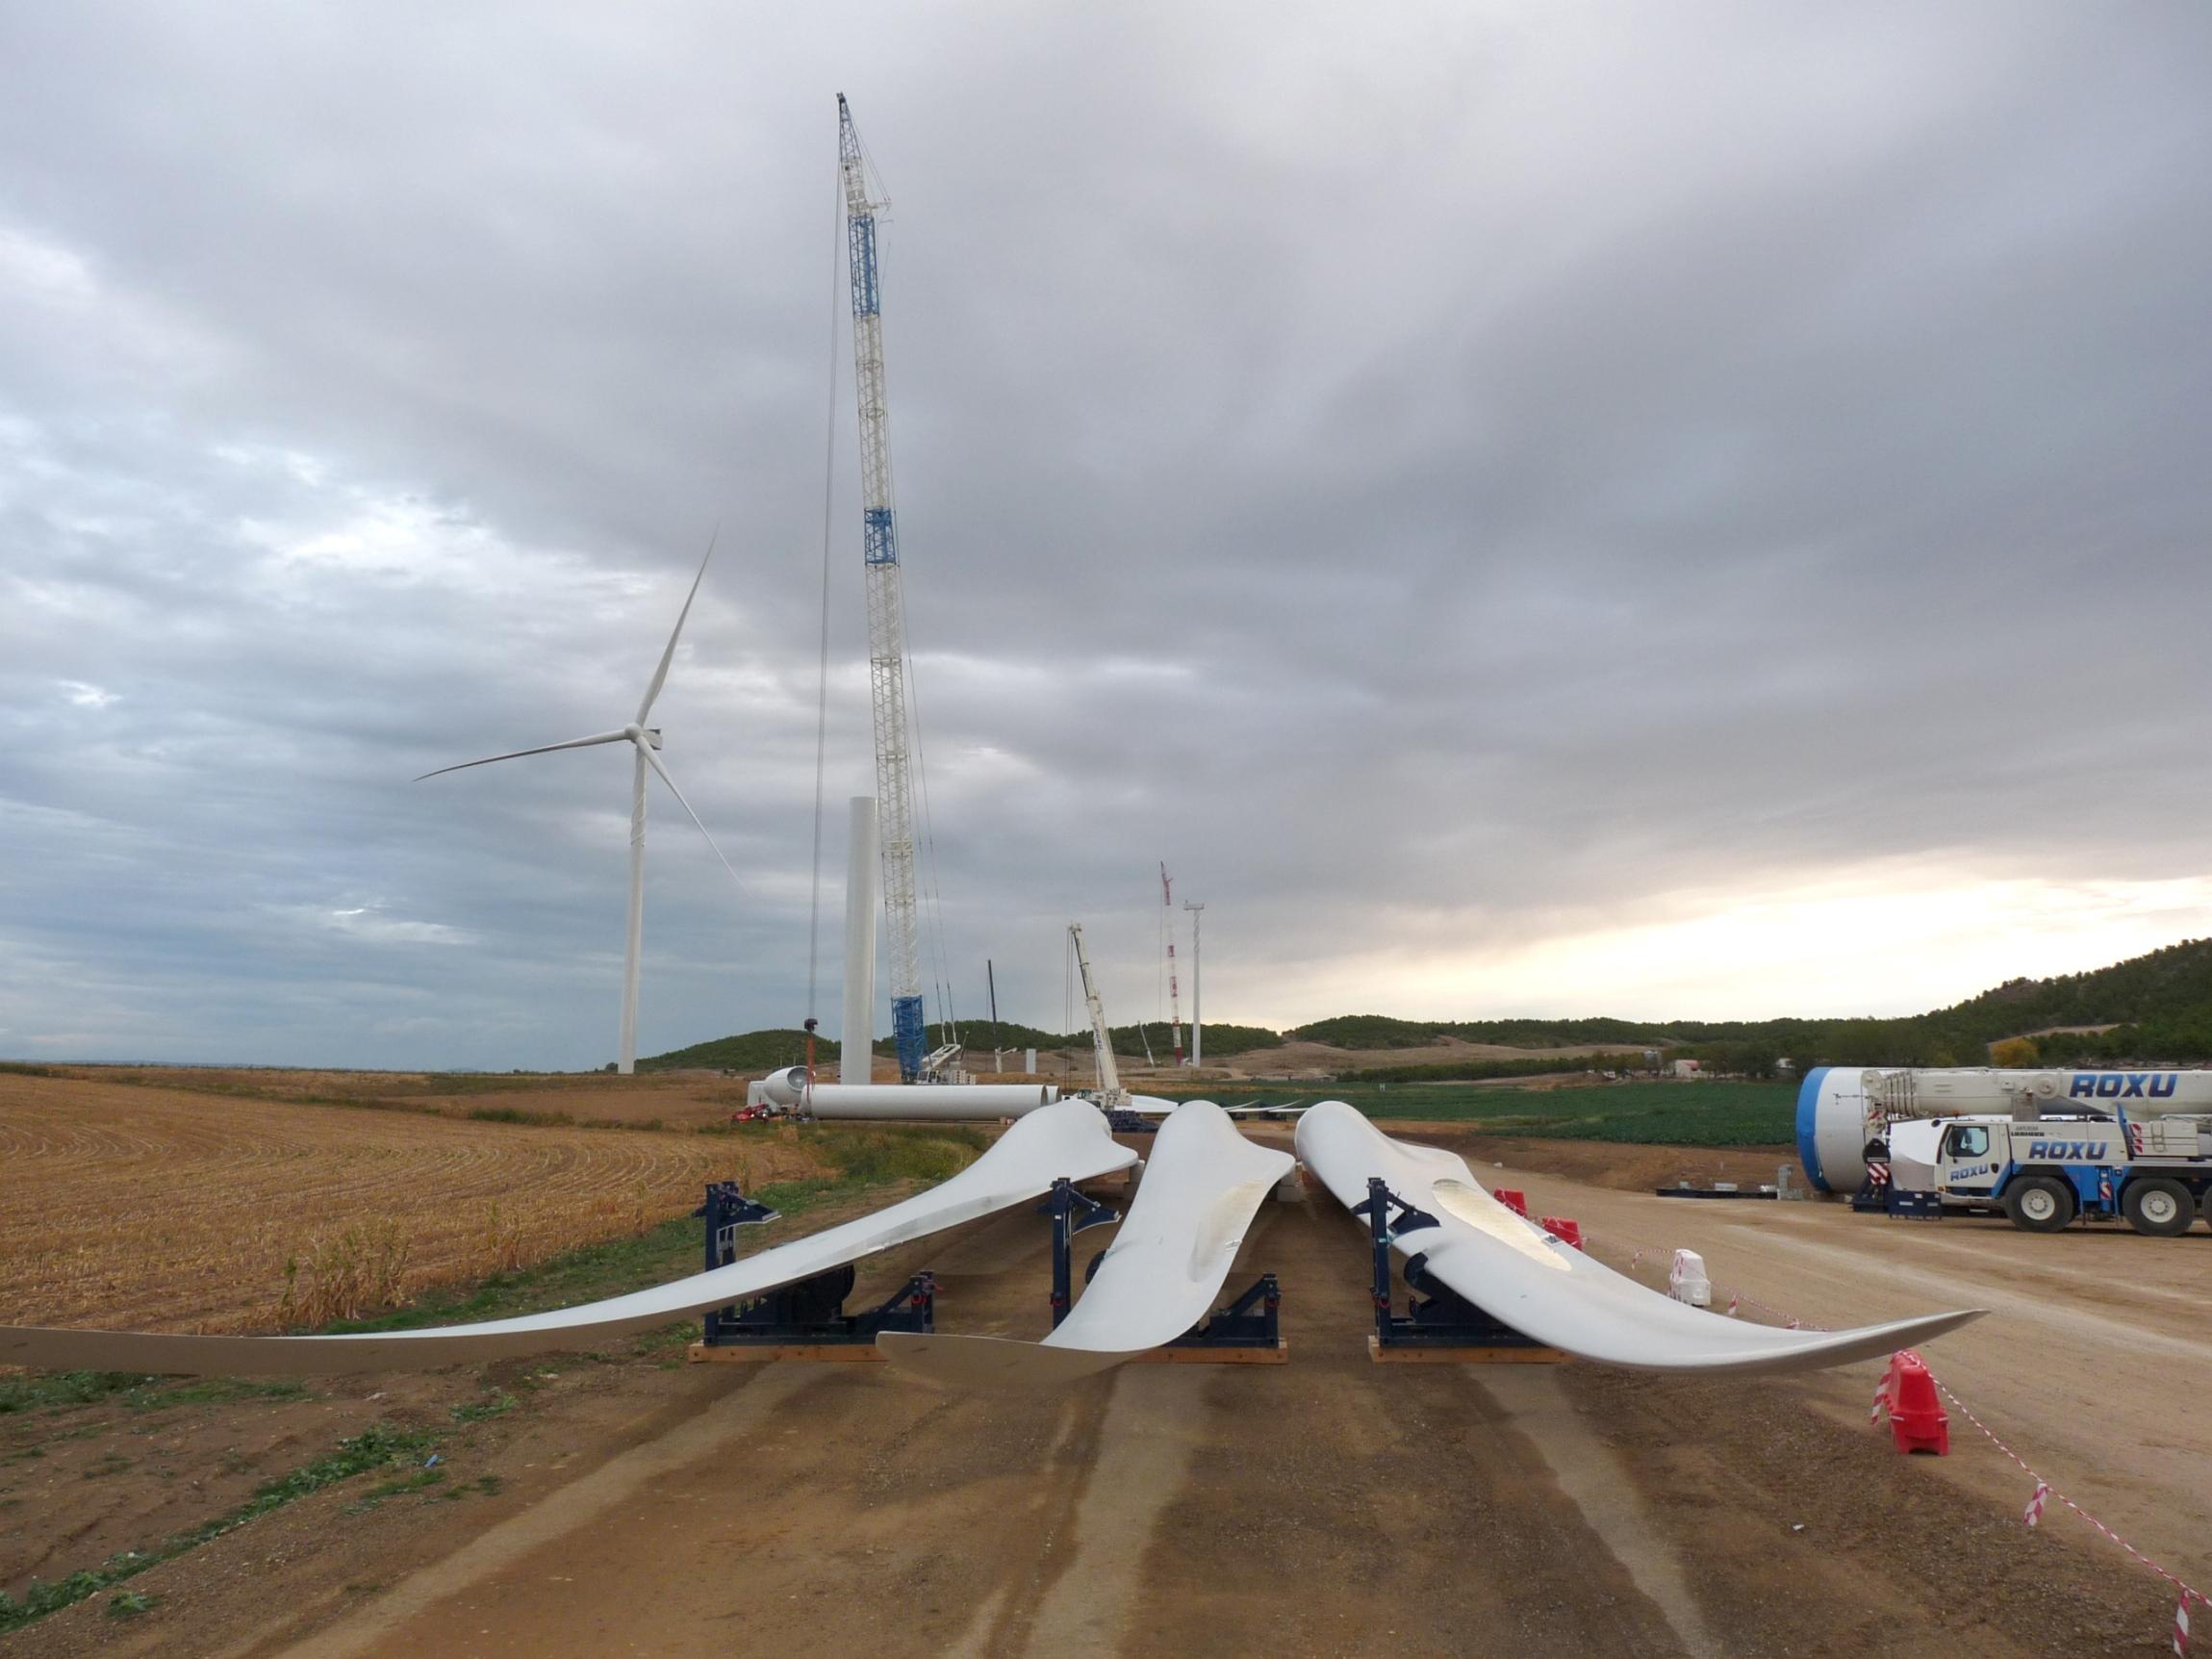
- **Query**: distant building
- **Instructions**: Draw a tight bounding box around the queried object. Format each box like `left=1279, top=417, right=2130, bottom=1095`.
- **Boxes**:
left=1671, top=1059, right=1702, bottom=1078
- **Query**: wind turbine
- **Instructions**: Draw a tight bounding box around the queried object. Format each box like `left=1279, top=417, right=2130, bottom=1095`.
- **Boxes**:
left=418, top=540, right=739, bottom=1075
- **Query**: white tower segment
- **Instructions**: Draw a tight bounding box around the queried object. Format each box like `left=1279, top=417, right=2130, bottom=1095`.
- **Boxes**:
left=837, top=93, right=928, bottom=1081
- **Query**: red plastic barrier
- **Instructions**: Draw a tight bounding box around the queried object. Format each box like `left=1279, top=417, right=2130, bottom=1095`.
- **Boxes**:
left=1538, top=1215, right=1584, bottom=1249
left=1878, top=1350, right=1949, bottom=1455
left=1494, top=1188, right=1528, bottom=1216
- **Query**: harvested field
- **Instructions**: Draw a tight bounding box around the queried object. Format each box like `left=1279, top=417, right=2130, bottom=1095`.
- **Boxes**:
left=0, top=1073, right=829, bottom=1336
left=32, top=1064, right=757, bottom=1131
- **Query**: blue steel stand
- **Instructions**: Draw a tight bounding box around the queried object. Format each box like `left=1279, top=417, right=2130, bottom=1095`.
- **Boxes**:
left=1161, top=1273, right=1283, bottom=1353
left=1042, top=1176, right=1121, bottom=1329
left=1045, top=1176, right=1285, bottom=1356
left=1358, top=1177, right=1553, bottom=1357
left=693, top=1182, right=935, bottom=1349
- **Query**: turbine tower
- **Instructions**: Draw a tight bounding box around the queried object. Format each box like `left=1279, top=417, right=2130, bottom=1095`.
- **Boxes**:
left=837, top=93, right=928, bottom=1083
left=418, top=542, right=739, bottom=1075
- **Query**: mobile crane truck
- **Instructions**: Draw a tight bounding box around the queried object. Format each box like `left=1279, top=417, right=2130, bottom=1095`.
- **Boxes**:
left=1902, top=1106, right=2212, bottom=1234
left=1798, top=1066, right=2212, bottom=1235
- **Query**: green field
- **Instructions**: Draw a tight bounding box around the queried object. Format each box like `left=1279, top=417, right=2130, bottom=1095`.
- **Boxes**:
left=1203, top=1082, right=1797, bottom=1146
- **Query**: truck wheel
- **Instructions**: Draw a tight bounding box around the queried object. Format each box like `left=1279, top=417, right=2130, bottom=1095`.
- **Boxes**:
left=2004, top=1176, right=2075, bottom=1233
left=2122, top=1177, right=2195, bottom=1238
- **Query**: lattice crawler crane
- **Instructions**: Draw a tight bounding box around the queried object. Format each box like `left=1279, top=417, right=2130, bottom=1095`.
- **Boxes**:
left=837, top=93, right=928, bottom=1082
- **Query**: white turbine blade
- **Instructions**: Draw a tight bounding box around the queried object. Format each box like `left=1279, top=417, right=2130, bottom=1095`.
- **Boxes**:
left=414, top=729, right=630, bottom=782
left=638, top=743, right=743, bottom=885
left=636, top=530, right=716, bottom=724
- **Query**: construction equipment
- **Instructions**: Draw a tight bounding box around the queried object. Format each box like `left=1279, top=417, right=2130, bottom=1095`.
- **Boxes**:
left=837, top=93, right=928, bottom=1083
left=1882, top=1110, right=2212, bottom=1234
left=1798, top=1064, right=2212, bottom=1198
left=919, top=1042, right=972, bottom=1085
left=1068, top=923, right=1129, bottom=1110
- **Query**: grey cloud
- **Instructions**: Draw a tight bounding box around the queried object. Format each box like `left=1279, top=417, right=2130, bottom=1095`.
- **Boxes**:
left=3, top=3, right=2209, bottom=1064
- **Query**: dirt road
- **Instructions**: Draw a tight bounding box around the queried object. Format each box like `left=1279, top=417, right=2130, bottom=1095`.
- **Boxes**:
left=1422, top=1129, right=2212, bottom=1606
left=14, top=1136, right=2195, bottom=1658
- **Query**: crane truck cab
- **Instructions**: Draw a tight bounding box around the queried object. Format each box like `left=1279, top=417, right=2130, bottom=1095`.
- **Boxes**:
left=1920, top=1111, right=2212, bottom=1235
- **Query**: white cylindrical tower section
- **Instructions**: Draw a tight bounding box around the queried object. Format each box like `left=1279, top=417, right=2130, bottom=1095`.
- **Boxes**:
left=805, top=1084, right=1061, bottom=1121
left=1795, top=1067, right=1877, bottom=1195
left=842, top=797, right=879, bottom=1087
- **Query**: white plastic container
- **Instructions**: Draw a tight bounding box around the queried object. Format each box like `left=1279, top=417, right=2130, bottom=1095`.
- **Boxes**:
left=1667, top=1248, right=1713, bottom=1309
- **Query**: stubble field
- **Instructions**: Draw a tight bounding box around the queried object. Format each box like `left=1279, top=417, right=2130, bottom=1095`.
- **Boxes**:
left=0, top=1072, right=827, bottom=1336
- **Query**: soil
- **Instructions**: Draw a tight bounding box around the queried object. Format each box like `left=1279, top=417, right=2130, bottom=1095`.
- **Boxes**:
left=6, top=1136, right=2201, bottom=1658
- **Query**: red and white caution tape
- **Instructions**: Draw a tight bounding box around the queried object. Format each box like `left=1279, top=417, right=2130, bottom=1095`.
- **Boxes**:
left=1929, top=1372, right=2205, bottom=1624
left=1587, top=1222, right=2206, bottom=1643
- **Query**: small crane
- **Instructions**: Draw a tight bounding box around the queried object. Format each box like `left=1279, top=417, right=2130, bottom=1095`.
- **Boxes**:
left=1067, top=923, right=1129, bottom=1111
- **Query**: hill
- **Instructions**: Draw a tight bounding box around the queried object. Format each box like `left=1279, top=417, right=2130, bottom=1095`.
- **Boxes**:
left=636, top=937, right=2212, bottom=1077
left=634, top=1020, right=1279, bottom=1073
left=634, top=1029, right=835, bottom=1074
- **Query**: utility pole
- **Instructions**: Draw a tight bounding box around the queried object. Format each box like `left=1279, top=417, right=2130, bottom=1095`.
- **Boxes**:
left=986, top=957, right=1003, bottom=1074
left=1182, top=899, right=1205, bottom=1068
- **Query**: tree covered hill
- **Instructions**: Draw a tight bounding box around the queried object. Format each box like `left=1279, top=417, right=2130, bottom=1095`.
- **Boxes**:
left=634, top=1020, right=1281, bottom=1073
left=636, top=938, right=2212, bottom=1074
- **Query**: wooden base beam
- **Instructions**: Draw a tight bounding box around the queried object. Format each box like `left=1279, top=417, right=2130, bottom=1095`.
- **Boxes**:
left=1130, top=1340, right=1288, bottom=1366
left=1367, top=1336, right=1568, bottom=1365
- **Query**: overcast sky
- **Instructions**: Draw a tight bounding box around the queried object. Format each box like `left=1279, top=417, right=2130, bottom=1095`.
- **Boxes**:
left=4, top=4, right=2209, bottom=1068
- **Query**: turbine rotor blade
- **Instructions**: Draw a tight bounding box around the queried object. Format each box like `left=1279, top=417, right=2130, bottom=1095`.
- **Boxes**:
left=637, top=529, right=717, bottom=724
left=414, top=729, right=630, bottom=782
left=637, top=743, right=743, bottom=886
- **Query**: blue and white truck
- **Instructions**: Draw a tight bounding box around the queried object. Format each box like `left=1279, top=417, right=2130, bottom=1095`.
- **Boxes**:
left=1898, top=1110, right=2212, bottom=1234
left=1796, top=1065, right=2212, bottom=1234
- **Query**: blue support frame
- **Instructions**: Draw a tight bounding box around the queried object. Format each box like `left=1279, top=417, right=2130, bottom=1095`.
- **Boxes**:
left=863, top=504, right=899, bottom=567
left=693, top=1181, right=935, bottom=1348
left=1357, top=1178, right=1550, bottom=1353
left=846, top=211, right=881, bottom=318
left=892, top=993, right=928, bottom=1083
left=1040, top=1176, right=1121, bottom=1328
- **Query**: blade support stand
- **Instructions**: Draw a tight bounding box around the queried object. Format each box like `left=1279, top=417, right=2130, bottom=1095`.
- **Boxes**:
left=1360, top=1178, right=1563, bottom=1363
left=1041, top=1176, right=1121, bottom=1328
left=690, top=1182, right=934, bottom=1358
left=1158, top=1272, right=1284, bottom=1355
